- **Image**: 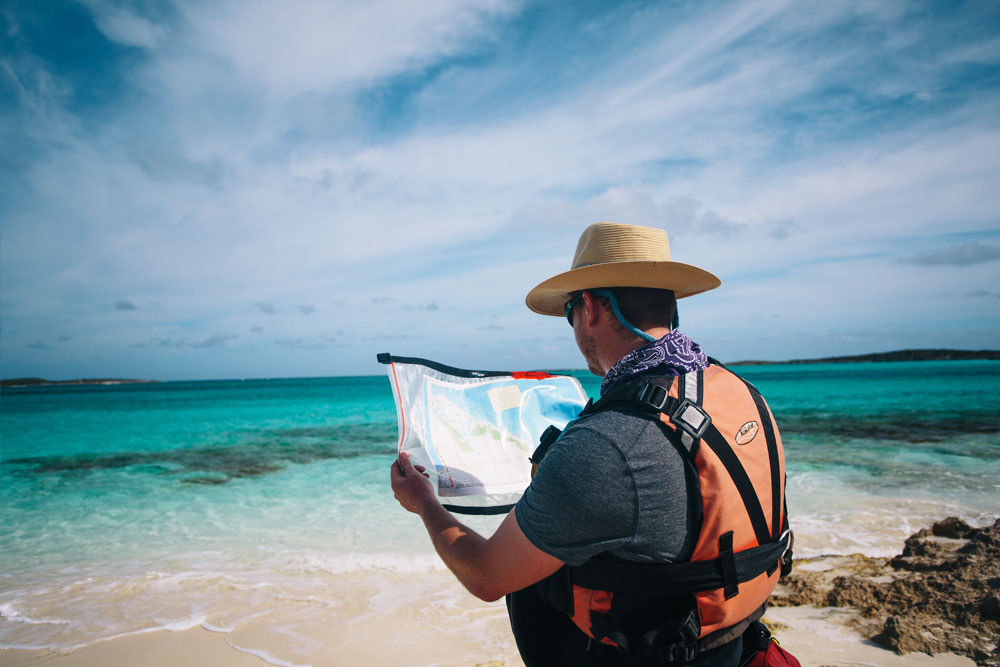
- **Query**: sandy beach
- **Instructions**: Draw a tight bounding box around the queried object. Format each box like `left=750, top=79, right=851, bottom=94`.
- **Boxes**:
left=0, top=598, right=979, bottom=667
left=0, top=570, right=524, bottom=667
left=0, top=609, right=979, bottom=667
left=4, top=517, right=995, bottom=667
left=0, top=595, right=979, bottom=667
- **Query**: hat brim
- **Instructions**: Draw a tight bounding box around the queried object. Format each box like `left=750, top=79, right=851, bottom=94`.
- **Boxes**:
left=525, top=261, right=721, bottom=316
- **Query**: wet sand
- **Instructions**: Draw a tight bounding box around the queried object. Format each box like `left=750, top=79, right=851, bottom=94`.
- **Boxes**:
left=1, top=605, right=975, bottom=667
left=3, top=519, right=997, bottom=667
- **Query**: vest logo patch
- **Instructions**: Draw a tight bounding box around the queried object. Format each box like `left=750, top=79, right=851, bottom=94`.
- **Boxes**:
left=735, top=421, right=759, bottom=445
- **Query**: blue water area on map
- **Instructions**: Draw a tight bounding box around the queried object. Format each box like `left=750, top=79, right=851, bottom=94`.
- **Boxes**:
left=421, top=375, right=588, bottom=452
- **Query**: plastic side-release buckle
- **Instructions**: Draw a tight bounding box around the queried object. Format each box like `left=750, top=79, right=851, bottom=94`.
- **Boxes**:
left=648, top=609, right=699, bottom=663
left=779, top=529, right=794, bottom=577
left=635, top=381, right=670, bottom=411
left=665, top=640, right=698, bottom=664
left=670, top=398, right=711, bottom=440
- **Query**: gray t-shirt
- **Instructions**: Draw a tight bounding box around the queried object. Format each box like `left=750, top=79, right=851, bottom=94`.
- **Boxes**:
left=515, top=408, right=697, bottom=567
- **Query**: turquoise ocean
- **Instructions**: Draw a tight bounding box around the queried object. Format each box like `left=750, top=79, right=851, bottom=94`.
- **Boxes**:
left=2, top=360, right=999, bottom=658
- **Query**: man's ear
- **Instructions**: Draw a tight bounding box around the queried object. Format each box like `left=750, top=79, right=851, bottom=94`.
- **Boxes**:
left=581, top=291, right=601, bottom=327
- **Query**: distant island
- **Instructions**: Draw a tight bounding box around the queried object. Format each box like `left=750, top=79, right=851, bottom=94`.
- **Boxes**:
left=0, top=378, right=159, bottom=388
left=731, top=348, right=1000, bottom=366
left=3, top=349, right=997, bottom=386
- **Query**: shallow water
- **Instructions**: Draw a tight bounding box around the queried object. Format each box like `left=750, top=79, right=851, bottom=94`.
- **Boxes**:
left=1, top=361, right=998, bottom=655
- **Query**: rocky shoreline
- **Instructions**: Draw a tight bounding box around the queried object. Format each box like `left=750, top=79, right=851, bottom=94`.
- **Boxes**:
left=732, top=348, right=1000, bottom=365
left=770, top=517, right=1000, bottom=666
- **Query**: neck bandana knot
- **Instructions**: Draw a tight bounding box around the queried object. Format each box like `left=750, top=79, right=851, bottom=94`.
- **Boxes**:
left=601, top=330, right=709, bottom=396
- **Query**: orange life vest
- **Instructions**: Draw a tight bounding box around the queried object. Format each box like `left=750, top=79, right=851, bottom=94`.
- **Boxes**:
left=528, top=363, right=792, bottom=663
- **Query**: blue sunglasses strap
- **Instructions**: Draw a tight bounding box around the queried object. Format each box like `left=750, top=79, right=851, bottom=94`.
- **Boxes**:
left=592, top=289, right=656, bottom=342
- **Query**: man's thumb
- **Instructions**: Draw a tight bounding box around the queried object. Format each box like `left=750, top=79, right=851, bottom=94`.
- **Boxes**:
left=398, top=451, right=415, bottom=473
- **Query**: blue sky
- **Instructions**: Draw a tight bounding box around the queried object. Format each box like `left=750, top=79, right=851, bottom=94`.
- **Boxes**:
left=2, top=0, right=999, bottom=381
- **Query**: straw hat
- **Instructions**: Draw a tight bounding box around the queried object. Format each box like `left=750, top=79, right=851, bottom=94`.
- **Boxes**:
left=525, top=222, right=721, bottom=316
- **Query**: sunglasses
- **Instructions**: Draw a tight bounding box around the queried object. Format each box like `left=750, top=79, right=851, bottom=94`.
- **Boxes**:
left=563, top=294, right=583, bottom=326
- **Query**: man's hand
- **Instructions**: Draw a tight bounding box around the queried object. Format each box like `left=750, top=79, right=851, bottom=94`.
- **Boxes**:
left=390, top=451, right=436, bottom=515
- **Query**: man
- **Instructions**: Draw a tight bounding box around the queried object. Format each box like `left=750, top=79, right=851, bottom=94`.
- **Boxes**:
left=391, top=222, right=789, bottom=666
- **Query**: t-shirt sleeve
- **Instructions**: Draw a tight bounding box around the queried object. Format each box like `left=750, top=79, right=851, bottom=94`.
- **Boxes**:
left=515, top=424, right=638, bottom=566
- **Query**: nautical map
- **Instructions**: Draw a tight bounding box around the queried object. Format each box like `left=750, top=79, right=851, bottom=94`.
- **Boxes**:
left=382, top=354, right=588, bottom=510
left=425, top=377, right=534, bottom=496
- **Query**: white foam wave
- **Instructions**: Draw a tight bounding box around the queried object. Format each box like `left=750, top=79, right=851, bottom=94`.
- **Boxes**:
left=0, top=601, right=73, bottom=626
left=202, top=621, right=236, bottom=633
left=225, top=639, right=310, bottom=667
left=279, top=550, right=447, bottom=575
left=0, top=615, right=209, bottom=652
left=790, top=506, right=996, bottom=559
left=157, top=615, right=208, bottom=632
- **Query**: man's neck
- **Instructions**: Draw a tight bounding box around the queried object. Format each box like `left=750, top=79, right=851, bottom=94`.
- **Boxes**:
left=598, top=327, right=671, bottom=376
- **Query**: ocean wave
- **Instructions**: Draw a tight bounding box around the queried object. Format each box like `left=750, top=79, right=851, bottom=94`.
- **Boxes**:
left=0, top=602, right=75, bottom=627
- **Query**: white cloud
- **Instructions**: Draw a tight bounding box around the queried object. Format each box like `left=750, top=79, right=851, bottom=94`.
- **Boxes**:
left=4, top=0, right=1000, bottom=378
left=82, top=1, right=166, bottom=49
left=176, top=0, right=519, bottom=98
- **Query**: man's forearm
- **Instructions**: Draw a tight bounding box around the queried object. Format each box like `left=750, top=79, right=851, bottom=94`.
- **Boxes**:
left=391, top=453, right=560, bottom=601
left=417, top=499, right=499, bottom=601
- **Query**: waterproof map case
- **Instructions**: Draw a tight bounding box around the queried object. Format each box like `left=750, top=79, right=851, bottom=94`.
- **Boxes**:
left=378, top=353, right=588, bottom=515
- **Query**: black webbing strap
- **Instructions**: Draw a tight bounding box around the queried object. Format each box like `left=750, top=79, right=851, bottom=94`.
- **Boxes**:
left=569, top=536, right=789, bottom=594
left=441, top=503, right=513, bottom=515
left=596, top=377, right=710, bottom=447
left=744, top=383, right=782, bottom=541
left=718, top=531, right=739, bottom=599
left=700, top=424, right=772, bottom=549
left=534, top=565, right=575, bottom=614
left=588, top=613, right=634, bottom=655
left=376, top=352, right=517, bottom=378
left=590, top=397, right=677, bottom=424
left=595, top=374, right=673, bottom=409
left=780, top=480, right=794, bottom=578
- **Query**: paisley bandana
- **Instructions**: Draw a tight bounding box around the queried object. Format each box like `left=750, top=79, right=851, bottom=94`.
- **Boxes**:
left=601, top=330, right=708, bottom=396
